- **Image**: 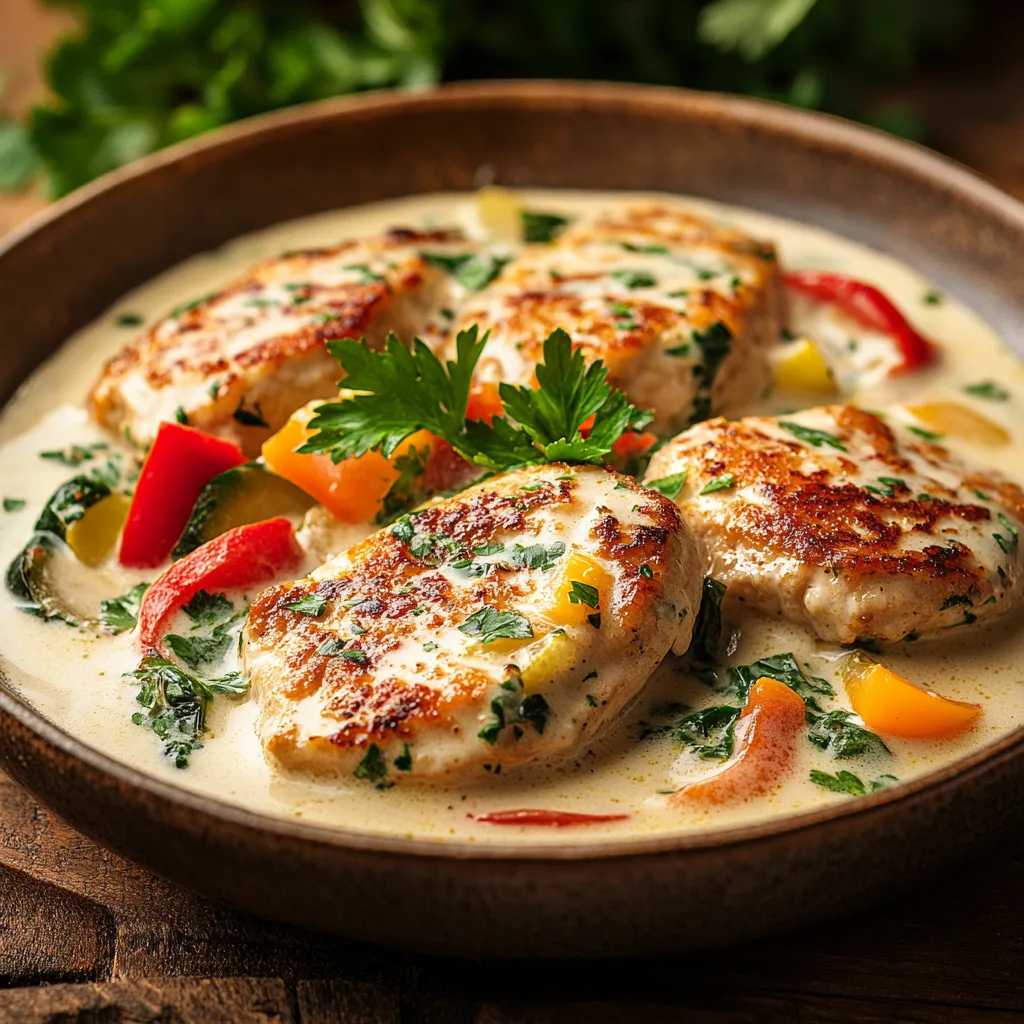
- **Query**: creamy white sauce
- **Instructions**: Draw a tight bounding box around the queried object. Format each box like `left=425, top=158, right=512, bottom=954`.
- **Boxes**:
left=1, top=190, right=1023, bottom=845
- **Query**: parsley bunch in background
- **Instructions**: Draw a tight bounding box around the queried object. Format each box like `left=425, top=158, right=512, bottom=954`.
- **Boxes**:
left=1, top=0, right=969, bottom=197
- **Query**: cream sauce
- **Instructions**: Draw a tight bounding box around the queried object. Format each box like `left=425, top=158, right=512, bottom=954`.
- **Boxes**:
left=1, top=190, right=1022, bottom=845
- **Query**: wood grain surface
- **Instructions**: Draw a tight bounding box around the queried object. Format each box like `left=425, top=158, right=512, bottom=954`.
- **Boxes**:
left=1, top=1, right=1023, bottom=1020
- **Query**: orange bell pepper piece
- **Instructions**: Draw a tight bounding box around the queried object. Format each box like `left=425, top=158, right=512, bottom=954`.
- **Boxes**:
left=671, top=677, right=806, bottom=806
left=842, top=655, right=981, bottom=739
left=262, top=403, right=436, bottom=523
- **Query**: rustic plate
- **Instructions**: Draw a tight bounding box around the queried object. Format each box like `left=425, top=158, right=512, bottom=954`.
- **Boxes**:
left=0, top=82, right=1021, bottom=958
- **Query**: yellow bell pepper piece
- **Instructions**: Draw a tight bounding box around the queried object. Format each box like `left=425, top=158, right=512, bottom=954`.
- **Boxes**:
left=66, top=493, right=131, bottom=568
left=547, top=554, right=613, bottom=628
left=841, top=653, right=981, bottom=739
left=773, top=338, right=836, bottom=395
left=904, top=401, right=1009, bottom=447
left=519, top=630, right=575, bottom=691
left=476, top=186, right=523, bottom=242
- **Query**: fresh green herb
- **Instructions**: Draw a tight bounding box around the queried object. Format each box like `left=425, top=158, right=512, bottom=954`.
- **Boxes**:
left=700, top=473, right=734, bottom=495
left=647, top=470, right=687, bottom=500
left=639, top=564, right=654, bottom=579
left=174, top=406, right=189, bottom=425
left=317, top=638, right=348, bottom=656
left=506, top=541, right=566, bottom=572
left=181, top=591, right=234, bottom=628
left=621, top=243, right=669, bottom=255
left=163, top=631, right=233, bottom=670
left=422, top=641, right=438, bottom=652
left=354, top=744, right=393, bottom=789
left=907, top=424, right=943, bottom=441
left=585, top=694, right=599, bottom=707
left=587, top=612, right=601, bottom=628
left=664, top=342, right=691, bottom=357
left=99, top=583, right=150, bottom=634
left=459, top=606, right=534, bottom=645
left=232, top=399, right=270, bottom=429
left=779, top=421, right=847, bottom=451
left=610, top=268, right=657, bottom=289
left=997, top=512, right=1019, bottom=551
left=39, top=442, right=106, bottom=467
left=341, top=649, right=368, bottom=664
left=922, top=290, right=943, bottom=305
left=394, top=744, right=413, bottom=772
left=567, top=581, right=600, bottom=608
left=964, top=381, right=1009, bottom=401
left=300, top=326, right=649, bottom=473
left=128, top=654, right=247, bottom=769
left=583, top=670, right=598, bottom=681
left=691, top=576, right=727, bottom=664
left=208, top=380, right=222, bottom=400
left=940, top=593, right=973, bottom=610
left=810, top=769, right=897, bottom=797
left=806, top=709, right=889, bottom=759
left=170, top=294, right=213, bottom=318
left=421, top=252, right=510, bottom=291
left=343, top=263, right=385, bottom=284
left=283, top=593, right=327, bottom=616
left=522, top=211, right=570, bottom=243
left=670, top=704, right=741, bottom=760
left=116, top=312, right=143, bottom=327
left=478, top=670, right=549, bottom=744
left=688, top=321, right=733, bottom=424
left=474, top=541, right=505, bottom=556
left=2, top=498, right=25, bottom=513
left=864, top=476, right=907, bottom=498
left=727, top=652, right=834, bottom=708
left=34, top=476, right=111, bottom=539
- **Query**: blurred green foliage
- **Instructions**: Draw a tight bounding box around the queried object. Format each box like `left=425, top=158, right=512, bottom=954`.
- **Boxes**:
left=1, top=0, right=970, bottom=196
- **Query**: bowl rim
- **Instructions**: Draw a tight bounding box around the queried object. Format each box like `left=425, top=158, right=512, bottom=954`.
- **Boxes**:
left=1, top=78, right=1022, bottom=863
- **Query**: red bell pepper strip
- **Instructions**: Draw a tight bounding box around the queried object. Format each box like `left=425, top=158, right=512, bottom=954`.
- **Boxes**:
left=120, top=422, right=248, bottom=567
left=470, top=809, right=630, bottom=827
left=137, top=517, right=301, bottom=652
left=783, top=271, right=937, bottom=373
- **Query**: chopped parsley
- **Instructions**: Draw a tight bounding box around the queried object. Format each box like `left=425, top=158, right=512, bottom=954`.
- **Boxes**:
left=506, top=541, right=566, bottom=572
left=420, top=252, right=510, bottom=292
left=521, top=210, right=570, bottom=243
left=317, top=638, right=348, bottom=656
left=647, top=470, right=687, bottom=500
left=688, top=321, right=732, bottom=424
left=922, top=290, right=943, bottom=306
left=174, top=406, right=189, bottom=425
left=478, top=669, right=549, bottom=744
left=778, top=421, right=846, bottom=451
left=39, top=442, right=106, bottom=467
left=474, top=541, right=505, bottom=556
left=163, top=631, right=233, bottom=670
left=940, top=593, right=973, bottom=610
left=459, top=606, right=534, bottom=645
left=2, top=498, right=25, bottom=513
left=907, top=424, right=943, bottom=441
left=394, top=744, right=413, bottom=772
left=340, top=649, right=368, bottom=664
left=810, top=769, right=897, bottom=797
left=116, top=312, right=143, bottom=327
left=700, top=473, right=735, bottom=495
left=343, top=263, right=385, bottom=284
left=639, top=564, right=654, bottom=579
left=170, top=294, right=213, bottom=318
left=585, top=694, right=599, bottom=707
left=621, top=242, right=669, bottom=255
left=610, top=268, right=657, bottom=289
left=99, top=582, right=150, bottom=634
left=964, top=381, right=1009, bottom=401
left=690, top=576, right=726, bottom=664
left=864, top=476, right=907, bottom=498
left=354, top=744, right=393, bottom=789
left=567, top=580, right=600, bottom=608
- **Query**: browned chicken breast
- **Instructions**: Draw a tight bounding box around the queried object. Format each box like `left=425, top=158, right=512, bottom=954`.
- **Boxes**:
left=90, top=229, right=477, bottom=455
left=242, top=463, right=702, bottom=785
left=645, top=405, right=1024, bottom=644
left=450, top=202, right=783, bottom=433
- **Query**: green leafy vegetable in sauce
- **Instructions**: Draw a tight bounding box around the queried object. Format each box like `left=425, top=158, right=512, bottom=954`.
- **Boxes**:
left=100, top=583, right=150, bottom=634
left=522, top=211, right=570, bottom=243
left=459, top=606, right=534, bottom=645
left=810, top=769, right=898, bottom=797
left=2, top=498, right=25, bottom=513
left=421, top=252, right=510, bottom=292
left=354, top=744, right=393, bottom=789
left=690, top=576, right=727, bottom=664
left=670, top=704, right=741, bottom=760
left=964, top=381, right=1009, bottom=401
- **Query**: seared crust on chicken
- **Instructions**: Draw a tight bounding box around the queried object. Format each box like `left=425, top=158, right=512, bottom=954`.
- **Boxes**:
left=646, top=405, right=1024, bottom=644
left=451, top=202, right=783, bottom=433
left=91, top=229, right=472, bottom=455
left=242, top=463, right=702, bottom=783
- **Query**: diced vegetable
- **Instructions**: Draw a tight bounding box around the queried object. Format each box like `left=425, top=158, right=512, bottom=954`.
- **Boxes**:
left=841, top=653, right=981, bottom=739
left=137, top=518, right=301, bottom=653
left=174, top=463, right=314, bottom=558
left=475, top=186, right=523, bottom=241
left=904, top=401, right=1009, bottom=447
left=784, top=271, right=937, bottom=373
left=548, top=554, right=612, bottom=628
left=671, top=677, right=806, bottom=805
left=120, top=422, right=247, bottom=568
left=519, top=630, right=574, bottom=691
left=66, top=493, right=131, bottom=567
left=772, top=338, right=837, bottom=394
left=261, top=401, right=436, bottom=523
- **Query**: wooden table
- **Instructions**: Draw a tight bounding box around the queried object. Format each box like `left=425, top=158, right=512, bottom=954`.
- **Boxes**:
left=1, top=3, right=1023, bottom=1021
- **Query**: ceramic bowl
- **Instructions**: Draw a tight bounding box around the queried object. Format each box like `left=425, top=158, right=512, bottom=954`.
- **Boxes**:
left=1, top=81, right=1022, bottom=957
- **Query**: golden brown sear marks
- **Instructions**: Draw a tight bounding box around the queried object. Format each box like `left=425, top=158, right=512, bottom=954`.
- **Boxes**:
left=452, top=202, right=783, bottom=433
left=242, top=463, right=703, bottom=784
left=91, top=229, right=470, bottom=455
left=646, top=405, right=1024, bottom=644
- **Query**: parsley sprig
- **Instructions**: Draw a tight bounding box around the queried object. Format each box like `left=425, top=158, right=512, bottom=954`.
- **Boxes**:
left=299, top=325, right=651, bottom=473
